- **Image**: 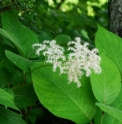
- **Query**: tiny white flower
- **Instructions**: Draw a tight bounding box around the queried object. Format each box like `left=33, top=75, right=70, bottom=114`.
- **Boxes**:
left=33, top=43, right=47, bottom=55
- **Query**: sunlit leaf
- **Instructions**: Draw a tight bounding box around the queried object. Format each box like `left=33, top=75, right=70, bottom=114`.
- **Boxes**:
left=1, top=11, right=39, bottom=58
left=90, top=54, right=121, bottom=105
left=95, top=25, right=122, bottom=74
left=0, top=28, right=23, bottom=55
left=94, top=84, right=122, bottom=124
left=96, top=102, right=122, bottom=123
left=31, top=62, right=97, bottom=124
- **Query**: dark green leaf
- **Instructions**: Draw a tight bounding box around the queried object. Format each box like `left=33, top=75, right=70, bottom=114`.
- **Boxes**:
left=54, top=35, right=71, bottom=46
left=0, top=67, right=10, bottom=88
left=0, top=106, right=26, bottom=124
left=12, top=84, right=37, bottom=109
left=38, top=33, right=51, bottom=43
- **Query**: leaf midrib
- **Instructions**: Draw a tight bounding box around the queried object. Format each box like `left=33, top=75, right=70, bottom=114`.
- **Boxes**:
left=42, top=74, right=91, bottom=121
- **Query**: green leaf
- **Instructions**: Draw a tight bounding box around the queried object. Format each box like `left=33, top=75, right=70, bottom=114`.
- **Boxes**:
left=0, top=106, right=26, bottom=124
left=0, top=44, right=10, bottom=88
left=95, top=25, right=122, bottom=73
left=1, top=11, right=39, bottom=58
left=10, top=70, right=24, bottom=86
left=96, top=102, right=122, bottom=123
left=94, top=84, right=122, bottom=124
left=28, top=115, right=36, bottom=124
left=81, top=29, right=90, bottom=41
left=90, top=54, right=121, bottom=105
left=0, top=67, right=10, bottom=88
left=30, top=108, right=42, bottom=115
left=54, top=35, right=71, bottom=46
left=0, top=43, right=5, bottom=61
left=12, top=84, right=37, bottom=109
left=0, top=28, right=23, bottom=55
left=5, top=50, right=33, bottom=72
left=29, top=108, right=42, bottom=124
left=94, top=107, right=122, bottom=124
left=38, top=33, right=51, bottom=43
left=0, top=88, right=19, bottom=110
left=31, top=62, right=97, bottom=124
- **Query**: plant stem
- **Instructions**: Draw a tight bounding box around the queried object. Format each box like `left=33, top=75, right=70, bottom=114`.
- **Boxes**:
left=100, top=111, right=104, bottom=124
left=90, top=121, right=93, bottom=124
left=31, top=64, right=52, bottom=72
left=23, top=71, right=26, bottom=84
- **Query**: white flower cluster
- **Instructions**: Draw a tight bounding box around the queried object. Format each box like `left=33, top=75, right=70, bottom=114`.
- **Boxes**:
left=33, top=40, right=66, bottom=72
left=33, top=37, right=101, bottom=88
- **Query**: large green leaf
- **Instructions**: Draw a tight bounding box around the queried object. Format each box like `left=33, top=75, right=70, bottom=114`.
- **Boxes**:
left=12, top=84, right=38, bottom=109
left=1, top=11, right=39, bottom=58
left=95, top=25, right=122, bottom=73
left=94, top=84, right=122, bottom=124
left=31, top=62, right=97, bottom=124
left=0, top=106, right=26, bottom=124
left=5, top=50, right=33, bottom=72
left=96, top=102, right=122, bottom=123
left=90, top=54, right=121, bottom=105
left=0, top=88, right=19, bottom=110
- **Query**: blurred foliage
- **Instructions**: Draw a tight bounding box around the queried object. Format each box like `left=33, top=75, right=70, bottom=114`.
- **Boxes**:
left=0, top=0, right=108, bottom=42
left=18, top=0, right=107, bottom=42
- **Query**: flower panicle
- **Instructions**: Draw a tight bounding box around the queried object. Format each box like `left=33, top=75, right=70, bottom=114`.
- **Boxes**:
left=33, top=37, right=101, bottom=88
